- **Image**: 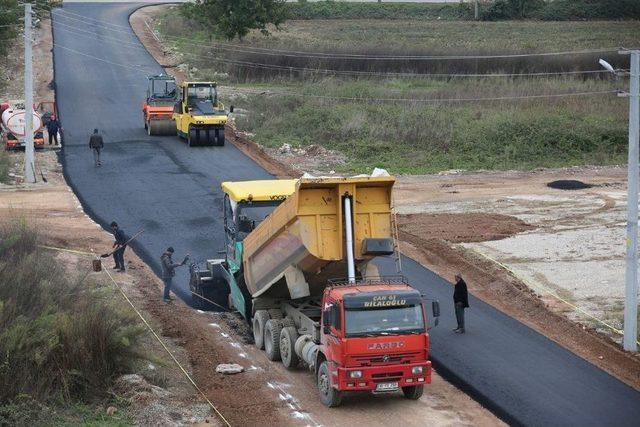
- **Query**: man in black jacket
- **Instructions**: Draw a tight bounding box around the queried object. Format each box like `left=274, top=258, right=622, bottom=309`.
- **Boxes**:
left=453, top=273, right=469, bottom=333
left=46, top=114, right=61, bottom=145
left=111, top=221, right=126, bottom=272
left=89, top=129, right=104, bottom=166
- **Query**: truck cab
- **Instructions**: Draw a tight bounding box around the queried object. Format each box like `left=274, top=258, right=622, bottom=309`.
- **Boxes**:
left=317, top=282, right=433, bottom=406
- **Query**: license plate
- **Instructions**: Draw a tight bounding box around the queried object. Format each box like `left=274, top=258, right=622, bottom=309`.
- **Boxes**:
left=375, top=382, right=399, bottom=392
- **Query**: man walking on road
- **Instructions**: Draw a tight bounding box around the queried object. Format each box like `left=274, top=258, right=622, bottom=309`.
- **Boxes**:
left=89, top=128, right=104, bottom=166
left=111, top=221, right=127, bottom=272
left=161, top=247, right=189, bottom=302
left=453, top=273, right=469, bottom=334
left=46, top=115, right=61, bottom=145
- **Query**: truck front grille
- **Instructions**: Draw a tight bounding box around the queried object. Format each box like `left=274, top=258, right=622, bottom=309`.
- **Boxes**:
left=372, top=372, right=403, bottom=382
left=352, top=351, right=422, bottom=366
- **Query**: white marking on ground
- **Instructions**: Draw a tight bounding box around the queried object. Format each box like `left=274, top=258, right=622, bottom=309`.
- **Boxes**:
left=266, top=382, right=321, bottom=426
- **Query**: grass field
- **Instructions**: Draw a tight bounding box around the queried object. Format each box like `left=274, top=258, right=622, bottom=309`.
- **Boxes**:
left=241, top=20, right=639, bottom=54
left=158, top=8, right=635, bottom=174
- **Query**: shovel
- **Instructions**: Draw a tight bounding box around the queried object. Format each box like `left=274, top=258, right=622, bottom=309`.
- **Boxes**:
left=100, top=229, right=144, bottom=258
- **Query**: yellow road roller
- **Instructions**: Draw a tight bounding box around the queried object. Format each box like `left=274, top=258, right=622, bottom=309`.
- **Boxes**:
left=173, top=82, right=232, bottom=147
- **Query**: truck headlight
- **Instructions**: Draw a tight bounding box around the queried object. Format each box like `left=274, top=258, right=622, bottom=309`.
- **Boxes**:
left=412, top=366, right=424, bottom=375
left=349, top=370, right=363, bottom=379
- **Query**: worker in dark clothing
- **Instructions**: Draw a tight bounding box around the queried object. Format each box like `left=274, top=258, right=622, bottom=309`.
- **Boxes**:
left=89, top=129, right=104, bottom=166
left=46, top=115, right=61, bottom=145
left=453, top=273, right=469, bottom=334
left=161, top=247, right=189, bottom=302
left=111, top=221, right=127, bottom=272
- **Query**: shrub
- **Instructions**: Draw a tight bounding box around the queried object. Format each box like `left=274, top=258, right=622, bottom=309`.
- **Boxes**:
left=535, top=0, right=640, bottom=20
left=286, top=1, right=472, bottom=20
left=481, top=0, right=546, bottom=21
left=0, top=221, right=144, bottom=402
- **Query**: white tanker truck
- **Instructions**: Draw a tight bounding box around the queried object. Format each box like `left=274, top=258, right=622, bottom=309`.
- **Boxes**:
left=0, top=101, right=55, bottom=150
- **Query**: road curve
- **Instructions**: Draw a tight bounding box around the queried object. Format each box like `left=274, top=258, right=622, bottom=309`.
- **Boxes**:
left=52, top=3, right=640, bottom=426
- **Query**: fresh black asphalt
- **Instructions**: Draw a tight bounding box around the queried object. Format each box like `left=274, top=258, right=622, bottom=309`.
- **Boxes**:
left=52, top=3, right=640, bottom=426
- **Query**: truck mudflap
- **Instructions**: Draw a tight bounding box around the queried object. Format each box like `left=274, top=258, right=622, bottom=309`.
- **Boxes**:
left=335, top=361, right=431, bottom=392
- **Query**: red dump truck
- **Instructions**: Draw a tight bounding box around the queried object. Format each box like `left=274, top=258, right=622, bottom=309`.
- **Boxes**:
left=190, top=175, right=440, bottom=406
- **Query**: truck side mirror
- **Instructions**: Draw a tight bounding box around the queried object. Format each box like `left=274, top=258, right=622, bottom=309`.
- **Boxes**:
left=229, top=105, right=234, bottom=113
left=432, top=301, right=440, bottom=318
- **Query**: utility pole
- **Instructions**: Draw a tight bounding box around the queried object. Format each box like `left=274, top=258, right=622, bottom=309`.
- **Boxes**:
left=24, top=3, right=36, bottom=184
left=623, top=49, right=639, bottom=352
left=474, top=0, right=479, bottom=20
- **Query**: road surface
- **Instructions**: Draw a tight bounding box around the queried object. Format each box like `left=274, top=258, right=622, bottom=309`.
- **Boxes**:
left=52, top=3, right=640, bottom=426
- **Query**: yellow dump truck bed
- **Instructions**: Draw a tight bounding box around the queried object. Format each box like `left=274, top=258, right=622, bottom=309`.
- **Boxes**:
left=242, top=176, right=395, bottom=299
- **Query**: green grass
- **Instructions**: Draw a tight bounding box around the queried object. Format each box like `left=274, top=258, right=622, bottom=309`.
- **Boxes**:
left=234, top=78, right=625, bottom=174
left=286, top=1, right=472, bottom=21
left=241, top=19, right=639, bottom=54
left=0, top=398, right=133, bottom=426
left=0, top=150, right=10, bottom=183
left=157, top=9, right=631, bottom=174
left=285, top=0, right=640, bottom=22
left=0, top=220, right=144, bottom=422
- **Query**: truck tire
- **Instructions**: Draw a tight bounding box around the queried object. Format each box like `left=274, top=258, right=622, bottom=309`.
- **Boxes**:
left=317, top=361, right=342, bottom=407
left=279, top=326, right=299, bottom=369
left=252, top=310, right=269, bottom=350
left=268, top=309, right=283, bottom=320
left=264, top=319, right=283, bottom=361
left=188, top=126, right=196, bottom=147
left=402, top=385, right=424, bottom=400
left=216, top=128, right=225, bottom=146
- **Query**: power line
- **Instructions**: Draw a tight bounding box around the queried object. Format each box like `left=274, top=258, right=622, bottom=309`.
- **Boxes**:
left=51, top=8, right=624, bottom=61
left=50, top=19, right=617, bottom=79
left=53, top=39, right=618, bottom=103
left=231, top=87, right=619, bottom=104
left=49, top=39, right=618, bottom=104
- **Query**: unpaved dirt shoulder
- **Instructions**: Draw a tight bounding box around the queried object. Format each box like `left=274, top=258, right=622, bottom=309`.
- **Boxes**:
left=398, top=230, right=640, bottom=391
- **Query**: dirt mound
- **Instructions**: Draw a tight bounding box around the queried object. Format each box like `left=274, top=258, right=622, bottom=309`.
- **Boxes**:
left=547, top=180, right=593, bottom=190
left=398, top=213, right=533, bottom=244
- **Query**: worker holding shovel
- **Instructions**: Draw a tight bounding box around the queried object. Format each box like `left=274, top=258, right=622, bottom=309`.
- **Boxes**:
left=161, top=247, right=189, bottom=302
left=110, top=221, right=127, bottom=272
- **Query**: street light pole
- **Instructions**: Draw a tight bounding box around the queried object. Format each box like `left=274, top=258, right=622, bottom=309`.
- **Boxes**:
left=24, top=3, right=36, bottom=184
left=622, top=49, right=639, bottom=352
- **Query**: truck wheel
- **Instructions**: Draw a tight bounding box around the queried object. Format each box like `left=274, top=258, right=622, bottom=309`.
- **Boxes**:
left=268, top=309, right=283, bottom=320
left=402, top=385, right=424, bottom=400
left=264, top=319, right=283, bottom=361
left=216, top=129, right=225, bottom=146
left=187, top=130, right=193, bottom=147
left=279, top=326, right=299, bottom=369
left=252, top=310, right=269, bottom=350
left=317, top=361, right=342, bottom=407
